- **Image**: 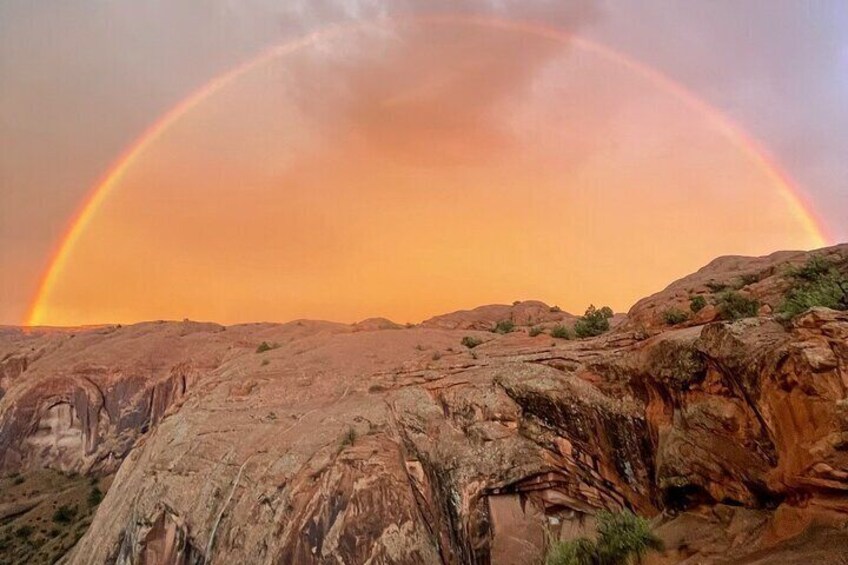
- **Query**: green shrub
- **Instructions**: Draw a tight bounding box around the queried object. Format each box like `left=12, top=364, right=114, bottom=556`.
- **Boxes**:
left=778, top=256, right=848, bottom=319
left=493, top=320, right=515, bottom=334
left=546, top=537, right=596, bottom=565
left=550, top=325, right=573, bottom=339
left=550, top=305, right=562, bottom=313
left=595, top=510, right=664, bottom=563
left=256, top=341, right=279, bottom=354
left=737, top=273, right=760, bottom=287
left=461, top=336, right=482, bottom=349
left=705, top=280, right=728, bottom=293
left=15, top=525, right=33, bottom=539
left=529, top=326, right=544, bottom=337
left=717, top=291, right=760, bottom=321
left=662, top=308, right=689, bottom=326
left=574, top=305, right=613, bottom=338
left=689, top=295, right=707, bottom=313
left=787, top=255, right=834, bottom=282
left=545, top=510, right=662, bottom=565
left=52, top=505, right=77, bottom=524
left=88, top=486, right=103, bottom=507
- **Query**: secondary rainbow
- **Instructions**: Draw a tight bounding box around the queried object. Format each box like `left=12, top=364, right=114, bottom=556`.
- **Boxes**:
left=26, top=14, right=832, bottom=326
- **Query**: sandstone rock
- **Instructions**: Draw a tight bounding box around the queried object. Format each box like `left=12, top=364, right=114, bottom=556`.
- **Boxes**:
left=1, top=245, right=847, bottom=564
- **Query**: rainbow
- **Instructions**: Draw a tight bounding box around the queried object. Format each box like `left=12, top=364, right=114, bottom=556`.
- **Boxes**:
left=26, top=14, right=832, bottom=325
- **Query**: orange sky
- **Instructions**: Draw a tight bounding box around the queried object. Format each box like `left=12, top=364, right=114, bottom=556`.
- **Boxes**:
left=26, top=21, right=824, bottom=326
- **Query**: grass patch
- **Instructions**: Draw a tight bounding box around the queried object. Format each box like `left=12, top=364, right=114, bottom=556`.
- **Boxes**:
left=545, top=509, right=662, bottom=565
left=529, top=326, right=544, bottom=337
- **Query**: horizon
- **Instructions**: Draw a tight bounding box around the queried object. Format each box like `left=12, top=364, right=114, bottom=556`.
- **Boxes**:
left=8, top=241, right=844, bottom=329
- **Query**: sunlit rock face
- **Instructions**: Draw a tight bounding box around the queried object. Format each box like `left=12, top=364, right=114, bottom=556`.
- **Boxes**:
left=1, top=244, right=847, bottom=564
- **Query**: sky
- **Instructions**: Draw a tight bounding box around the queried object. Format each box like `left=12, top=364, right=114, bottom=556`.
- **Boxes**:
left=1, top=0, right=846, bottom=326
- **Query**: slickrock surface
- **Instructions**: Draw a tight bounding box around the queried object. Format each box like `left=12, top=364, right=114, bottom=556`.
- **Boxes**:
left=0, top=244, right=846, bottom=564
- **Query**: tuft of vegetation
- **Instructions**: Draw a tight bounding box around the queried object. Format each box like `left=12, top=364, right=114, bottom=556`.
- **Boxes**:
left=546, top=537, right=596, bottom=565
left=255, top=341, right=280, bottom=354
left=87, top=487, right=103, bottom=507
left=737, top=273, right=760, bottom=288
left=689, top=295, right=707, bottom=313
left=339, top=427, right=357, bottom=449
left=778, top=256, right=848, bottom=319
left=705, top=280, right=728, bottom=293
left=51, top=505, right=77, bottom=524
left=492, top=320, right=515, bottom=334
left=716, top=291, right=760, bottom=321
left=786, top=255, right=834, bottom=282
left=550, top=305, right=562, bottom=313
left=431, top=351, right=442, bottom=361
left=550, top=324, right=573, bottom=340
left=662, top=308, right=689, bottom=326
left=574, top=306, right=614, bottom=338
left=513, top=300, right=522, bottom=306
left=529, top=326, right=544, bottom=337
left=461, top=336, right=482, bottom=349
left=545, top=510, right=663, bottom=565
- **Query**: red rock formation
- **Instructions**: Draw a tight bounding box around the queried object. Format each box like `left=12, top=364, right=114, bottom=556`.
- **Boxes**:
left=0, top=244, right=846, bottom=564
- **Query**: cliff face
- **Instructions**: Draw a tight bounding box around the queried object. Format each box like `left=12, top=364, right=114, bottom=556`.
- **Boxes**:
left=0, top=244, right=847, bottom=564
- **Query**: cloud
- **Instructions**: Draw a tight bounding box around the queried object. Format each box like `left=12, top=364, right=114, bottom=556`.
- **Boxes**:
left=249, top=1, right=602, bottom=165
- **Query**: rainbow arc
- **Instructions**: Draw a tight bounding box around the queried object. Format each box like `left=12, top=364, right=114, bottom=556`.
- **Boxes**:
left=26, top=14, right=831, bottom=325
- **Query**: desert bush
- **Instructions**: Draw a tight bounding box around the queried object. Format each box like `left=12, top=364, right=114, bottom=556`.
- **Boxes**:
left=545, top=510, right=662, bottom=565
left=779, top=256, right=848, bottom=319
left=52, top=505, right=77, bottom=524
left=88, top=487, right=103, bottom=507
left=256, top=341, right=279, bottom=354
left=705, top=280, right=728, bottom=293
left=546, top=537, right=596, bottom=565
left=574, top=305, right=613, bottom=338
left=717, top=291, right=760, bottom=321
left=493, top=320, right=515, bottom=334
left=737, top=273, right=760, bottom=287
left=787, top=255, right=834, bottom=282
left=595, top=510, right=664, bottom=563
left=461, top=336, right=482, bottom=349
left=339, top=427, right=357, bottom=449
left=551, top=325, right=573, bottom=339
left=529, top=326, right=544, bottom=337
left=689, top=295, right=707, bottom=313
left=662, top=308, right=688, bottom=325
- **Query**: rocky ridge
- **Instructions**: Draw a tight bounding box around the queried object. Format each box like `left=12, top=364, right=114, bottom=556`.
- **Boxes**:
left=0, top=244, right=846, bottom=564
